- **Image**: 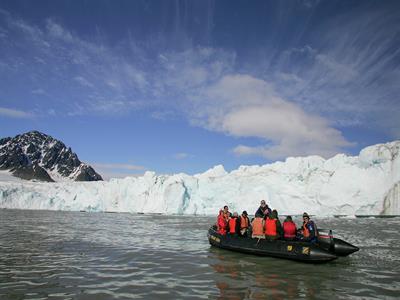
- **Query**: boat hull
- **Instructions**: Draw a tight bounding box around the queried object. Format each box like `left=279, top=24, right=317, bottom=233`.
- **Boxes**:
left=208, top=227, right=338, bottom=263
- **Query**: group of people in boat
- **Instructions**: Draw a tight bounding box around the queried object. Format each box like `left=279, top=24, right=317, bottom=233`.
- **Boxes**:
left=216, top=200, right=318, bottom=242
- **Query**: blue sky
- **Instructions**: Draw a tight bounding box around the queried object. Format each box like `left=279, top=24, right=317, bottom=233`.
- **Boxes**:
left=0, top=0, right=399, bottom=178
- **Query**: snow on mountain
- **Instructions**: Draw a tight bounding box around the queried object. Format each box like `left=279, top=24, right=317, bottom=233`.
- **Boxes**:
left=0, top=131, right=102, bottom=182
left=0, top=141, right=399, bottom=216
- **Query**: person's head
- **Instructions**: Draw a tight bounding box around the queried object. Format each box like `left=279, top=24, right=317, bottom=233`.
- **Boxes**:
left=260, top=200, right=266, bottom=207
left=242, top=211, right=248, bottom=217
left=223, top=205, right=229, bottom=212
left=270, top=210, right=278, bottom=219
left=233, top=212, right=238, bottom=217
left=219, top=210, right=224, bottom=216
left=303, top=212, right=310, bottom=222
left=285, top=215, right=293, bottom=222
left=255, top=213, right=263, bottom=218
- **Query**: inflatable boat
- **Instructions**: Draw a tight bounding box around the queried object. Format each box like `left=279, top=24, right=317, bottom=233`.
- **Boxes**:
left=208, top=226, right=358, bottom=263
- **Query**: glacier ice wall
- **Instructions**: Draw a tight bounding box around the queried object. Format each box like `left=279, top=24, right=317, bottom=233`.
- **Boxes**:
left=0, top=141, right=399, bottom=216
left=382, top=182, right=400, bottom=215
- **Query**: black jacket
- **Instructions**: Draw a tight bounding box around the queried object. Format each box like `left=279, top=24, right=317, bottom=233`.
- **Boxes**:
left=255, top=206, right=272, bottom=218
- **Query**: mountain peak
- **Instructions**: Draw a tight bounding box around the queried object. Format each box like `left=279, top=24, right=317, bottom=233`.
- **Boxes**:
left=0, top=131, right=102, bottom=182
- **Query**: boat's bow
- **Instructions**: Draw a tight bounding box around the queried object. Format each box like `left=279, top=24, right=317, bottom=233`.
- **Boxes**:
left=333, top=238, right=360, bottom=256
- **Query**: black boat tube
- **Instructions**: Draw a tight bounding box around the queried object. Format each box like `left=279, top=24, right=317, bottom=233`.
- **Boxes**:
left=317, top=228, right=359, bottom=256
left=208, top=227, right=337, bottom=263
left=332, top=238, right=360, bottom=256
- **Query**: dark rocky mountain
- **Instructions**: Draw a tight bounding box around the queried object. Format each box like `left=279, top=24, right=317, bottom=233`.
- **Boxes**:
left=0, top=131, right=103, bottom=182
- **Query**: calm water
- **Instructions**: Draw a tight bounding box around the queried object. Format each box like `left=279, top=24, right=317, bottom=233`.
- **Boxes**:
left=0, top=210, right=399, bottom=299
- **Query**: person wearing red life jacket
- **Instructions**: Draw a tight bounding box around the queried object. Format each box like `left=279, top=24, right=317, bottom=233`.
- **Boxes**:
left=217, top=210, right=228, bottom=235
left=264, top=209, right=282, bottom=240
left=239, top=211, right=250, bottom=237
left=228, top=212, right=240, bottom=235
left=283, top=215, right=297, bottom=240
left=251, top=213, right=265, bottom=239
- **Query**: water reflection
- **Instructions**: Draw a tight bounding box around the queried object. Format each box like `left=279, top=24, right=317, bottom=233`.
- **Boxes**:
left=209, top=247, right=323, bottom=299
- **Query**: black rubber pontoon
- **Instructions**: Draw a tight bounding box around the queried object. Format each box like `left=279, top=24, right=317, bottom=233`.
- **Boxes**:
left=316, top=229, right=360, bottom=256
left=208, top=226, right=338, bottom=263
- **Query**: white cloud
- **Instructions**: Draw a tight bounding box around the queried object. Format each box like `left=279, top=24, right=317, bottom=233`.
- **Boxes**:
left=1, top=12, right=154, bottom=117
left=0, top=107, right=34, bottom=118
left=1, top=6, right=398, bottom=152
left=74, top=76, right=94, bottom=88
left=146, top=48, right=356, bottom=159
left=315, top=54, right=358, bottom=84
left=92, top=163, right=145, bottom=171
left=157, top=47, right=235, bottom=96
left=101, top=172, right=144, bottom=180
left=47, top=108, right=56, bottom=116
left=91, top=162, right=146, bottom=180
left=46, top=19, right=74, bottom=42
left=190, top=74, right=353, bottom=159
left=31, top=88, right=46, bottom=95
left=173, top=153, right=190, bottom=160
left=151, top=110, right=176, bottom=120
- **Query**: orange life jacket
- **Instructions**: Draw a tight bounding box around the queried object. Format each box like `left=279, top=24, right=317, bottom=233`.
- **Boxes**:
left=283, top=221, right=296, bottom=238
left=240, top=216, right=249, bottom=229
left=229, top=218, right=237, bottom=234
left=265, top=218, right=277, bottom=236
left=223, top=211, right=230, bottom=221
left=252, top=217, right=264, bottom=235
left=302, top=221, right=318, bottom=239
left=302, top=223, right=310, bottom=237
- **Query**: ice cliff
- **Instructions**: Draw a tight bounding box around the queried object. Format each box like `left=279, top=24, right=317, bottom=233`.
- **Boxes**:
left=0, top=141, right=399, bottom=216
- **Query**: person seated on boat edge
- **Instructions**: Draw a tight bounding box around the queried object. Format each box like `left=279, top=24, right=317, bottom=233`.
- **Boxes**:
left=227, top=212, right=240, bottom=235
left=265, top=209, right=283, bottom=240
left=239, top=211, right=250, bottom=237
left=283, top=215, right=297, bottom=240
left=251, top=213, right=265, bottom=239
left=217, top=209, right=228, bottom=235
left=300, top=212, right=318, bottom=243
left=255, top=200, right=272, bottom=219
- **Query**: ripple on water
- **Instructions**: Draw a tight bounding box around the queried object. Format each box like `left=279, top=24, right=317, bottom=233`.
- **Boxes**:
left=0, top=210, right=399, bottom=299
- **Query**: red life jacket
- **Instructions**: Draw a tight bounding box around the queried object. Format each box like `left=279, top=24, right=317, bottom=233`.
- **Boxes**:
left=229, top=218, right=237, bottom=234
left=283, top=221, right=296, bottom=238
left=217, top=215, right=227, bottom=235
left=265, top=218, right=277, bottom=237
left=252, top=217, right=264, bottom=235
left=240, top=216, right=249, bottom=229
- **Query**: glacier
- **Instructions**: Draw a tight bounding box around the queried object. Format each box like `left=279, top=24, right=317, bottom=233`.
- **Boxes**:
left=0, top=141, right=399, bottom=216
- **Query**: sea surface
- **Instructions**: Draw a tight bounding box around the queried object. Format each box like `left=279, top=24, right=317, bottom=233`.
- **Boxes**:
left=0, top=209, right=399, bottom=300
